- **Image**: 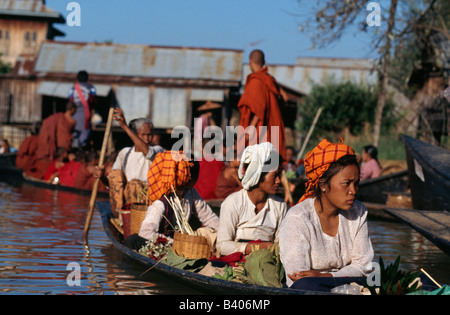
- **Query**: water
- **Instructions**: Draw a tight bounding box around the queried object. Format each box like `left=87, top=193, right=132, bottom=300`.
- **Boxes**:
left=0, top=181, right=449, bottom=295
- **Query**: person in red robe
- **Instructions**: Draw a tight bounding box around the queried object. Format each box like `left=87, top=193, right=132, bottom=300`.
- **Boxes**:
left=59, top=149, right=85, bottom=187
left=237, top=49, right=286, bottom=161
left=74, top=151, right=107, bottom=192
left=27, top=102, right=76, bottom=179
left=15, top=133, right=38, bottom=172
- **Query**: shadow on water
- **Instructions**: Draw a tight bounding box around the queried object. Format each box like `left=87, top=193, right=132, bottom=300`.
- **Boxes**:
left=0, top=181, right=448, bottom=295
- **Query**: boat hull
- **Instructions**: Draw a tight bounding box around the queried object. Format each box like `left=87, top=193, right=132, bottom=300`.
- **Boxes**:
left=95, top=201, right=334, bottom=295
left=401, top=135, right=450, bottom=211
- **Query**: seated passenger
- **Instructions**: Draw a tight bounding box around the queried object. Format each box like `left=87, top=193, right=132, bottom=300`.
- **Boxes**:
left=214, top=159, right=242, bottom=199
left=216, top=142, right=287, bottom=256
left=360, top=145, right=382, bottom=181
left=15, top=133, right=39, bottom=172
left=27, top=102, right=76, bottom=180
left=94, top=108, right=164, bottom=216
left=125, top=151, right=220, bottom=250
left=59, top=149, right=85, bottom=187
left=43, top=147, right=68, bottom=183
left=194, top=139, right=225, bottom=200
left=279, top=139, right=374, bottom=291
left=74, top=151, right=107, bottom=192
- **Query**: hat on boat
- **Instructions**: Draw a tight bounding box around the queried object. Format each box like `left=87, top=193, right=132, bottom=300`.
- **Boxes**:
left=197, top=101, right=222, bottom=112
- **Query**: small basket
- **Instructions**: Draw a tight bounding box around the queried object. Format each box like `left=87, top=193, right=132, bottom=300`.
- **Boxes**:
left=130, top=203, right=148, bottom=236
left=172, top=232, right=212, bottom=259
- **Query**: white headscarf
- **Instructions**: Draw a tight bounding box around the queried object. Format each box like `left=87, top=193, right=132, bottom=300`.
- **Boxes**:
left=238, top=142, right=276, bottom=190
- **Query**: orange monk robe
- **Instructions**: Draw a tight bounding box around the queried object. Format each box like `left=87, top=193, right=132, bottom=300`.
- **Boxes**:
left=74, top=164, right=107, bottom=192
left=16, top=135, right=38, bottom=171
left=237, top=67, right=286, bottom=160
left=36, top=113, right=76, bottom=161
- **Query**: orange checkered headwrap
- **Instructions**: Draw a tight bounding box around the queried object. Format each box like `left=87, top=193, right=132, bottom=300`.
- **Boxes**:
left=147, top=151, right=193, bottom=202
left=298, top=138, right=355, bottom=203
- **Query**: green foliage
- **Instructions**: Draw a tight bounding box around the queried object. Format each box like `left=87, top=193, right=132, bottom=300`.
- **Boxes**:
left=365, top=256, right=422, bottom=295
left=214, top=265, right=237, bottom=281
left=296, top=78, right=398, bottom=138
left=0, top=53, right=11, bottom=74
left=240, top=244, right=285, bottom=288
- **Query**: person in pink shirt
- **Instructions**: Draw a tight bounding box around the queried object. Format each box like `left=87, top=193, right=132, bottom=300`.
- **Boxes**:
left=360, top=145, right=382, bottom=181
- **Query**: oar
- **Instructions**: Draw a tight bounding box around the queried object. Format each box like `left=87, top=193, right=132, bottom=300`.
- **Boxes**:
left=297, top=107, right=323, bottom=161
left=82, top=107, right=115, bottom=244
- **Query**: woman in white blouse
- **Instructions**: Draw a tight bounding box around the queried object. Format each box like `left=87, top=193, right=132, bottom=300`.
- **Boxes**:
left=216, top=142, right=287, bottom=256
left=279, top=139, right=374, bottom=291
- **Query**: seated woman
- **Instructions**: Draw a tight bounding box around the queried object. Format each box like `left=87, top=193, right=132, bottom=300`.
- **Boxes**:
left=360, top=145, right=382, bottom=181
left=279, top=139, right=374, bottom=292
left=216, top=142, right=287, bottom=256
left=125, top=151, right=220, bottom=250
left=94, top=108, right=164, bottom=217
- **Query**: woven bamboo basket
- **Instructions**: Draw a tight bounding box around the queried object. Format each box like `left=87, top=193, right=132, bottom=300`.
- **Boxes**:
left=130, top=203, right=148, bottom=236
left=173, top=232, right=212, bottom=259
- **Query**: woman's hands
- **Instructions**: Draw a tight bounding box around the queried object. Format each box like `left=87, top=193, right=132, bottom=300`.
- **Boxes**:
left=113, top=108, right=127, bottom=128
left=288, top=270, right=332, bottom=282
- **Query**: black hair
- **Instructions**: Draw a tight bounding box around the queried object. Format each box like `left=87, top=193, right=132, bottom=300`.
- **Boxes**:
left=315, top=154, right=360, bottom=200
left=77, top=70, right=89, bottom=83
left=190, top=160, right=200, bottom=183
left=363, top=145, right=381, bottom=168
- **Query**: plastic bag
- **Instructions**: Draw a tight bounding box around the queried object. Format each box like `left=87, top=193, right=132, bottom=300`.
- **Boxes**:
left=331, top=283, right=363, bottom=295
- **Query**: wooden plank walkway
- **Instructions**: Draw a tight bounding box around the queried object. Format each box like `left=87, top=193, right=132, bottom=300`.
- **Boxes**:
left=384, top=208, right=450, bottom=255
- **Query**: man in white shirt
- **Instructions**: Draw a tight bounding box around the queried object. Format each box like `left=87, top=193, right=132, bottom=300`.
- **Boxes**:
left=95, top=108, right=164, bottom=215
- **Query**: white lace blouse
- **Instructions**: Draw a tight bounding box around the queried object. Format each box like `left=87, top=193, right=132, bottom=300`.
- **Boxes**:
left=216, top=189, right=287, bottom=256
left=279, top=198, right=374, bottom=287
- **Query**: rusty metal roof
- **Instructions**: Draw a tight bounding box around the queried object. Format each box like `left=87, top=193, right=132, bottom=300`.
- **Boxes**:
left=34, top=41, right=244, bottom=84
left=0, top=0, right=63, bottom=20
left=242, top=57, right=377, bottom=95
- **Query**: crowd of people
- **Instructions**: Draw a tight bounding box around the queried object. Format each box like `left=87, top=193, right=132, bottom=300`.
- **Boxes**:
left=7, top=50, right=395, bottom=293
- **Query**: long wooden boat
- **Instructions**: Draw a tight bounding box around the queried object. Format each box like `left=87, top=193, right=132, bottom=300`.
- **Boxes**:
left=95, top=200, right=334, bottom=295
left=0, top=152, right=109, bottom=198
left=357, top=170, right=409, bottom=205
left=401, top=135, right=450, bottom=211
left=384, top=208, right=450, bottom=255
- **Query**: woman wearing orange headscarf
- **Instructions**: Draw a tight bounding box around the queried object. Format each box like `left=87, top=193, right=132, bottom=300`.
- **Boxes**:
left=124, top=151, right=219, bottom=250
left=279, top=139, right=374, bottom=292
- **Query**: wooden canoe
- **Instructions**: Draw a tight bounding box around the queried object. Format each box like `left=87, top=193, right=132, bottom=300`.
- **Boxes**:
left=0, top=152, right=109, bottom=198
left=357, top=170, right=409, bottom=205
left=95, top=200, right=334, bottom=295
left=401, top=135, right=450, bottom=211
left=384, top=208, right=450, bottom=255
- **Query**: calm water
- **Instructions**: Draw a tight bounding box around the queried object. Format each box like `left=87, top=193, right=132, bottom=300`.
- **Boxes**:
left=0, top=181, right=449, bottom=295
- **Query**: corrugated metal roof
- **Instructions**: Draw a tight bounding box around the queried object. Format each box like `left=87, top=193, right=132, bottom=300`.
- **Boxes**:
left=0, top=0, right=62, bottom=20
left=34, top=42, right=244, bottom=83
left=242, top=58, right=378, bottom=95
left=295, top=57, right=375, bottom=70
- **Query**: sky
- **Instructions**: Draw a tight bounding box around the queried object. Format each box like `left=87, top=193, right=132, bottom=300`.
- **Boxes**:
left=45, top=0, right=379, bottom=65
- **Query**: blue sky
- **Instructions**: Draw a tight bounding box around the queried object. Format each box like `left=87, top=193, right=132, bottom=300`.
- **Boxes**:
left=46, top=0, right=378, bottom=65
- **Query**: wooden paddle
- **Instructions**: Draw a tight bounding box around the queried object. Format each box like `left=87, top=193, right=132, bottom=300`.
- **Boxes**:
left=82, top=107, right=115, bottom=244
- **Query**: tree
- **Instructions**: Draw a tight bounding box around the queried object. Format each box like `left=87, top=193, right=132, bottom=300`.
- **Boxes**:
left=295, top=0, right=448, bottom=146
left=296, top=78, right=397, bottom=139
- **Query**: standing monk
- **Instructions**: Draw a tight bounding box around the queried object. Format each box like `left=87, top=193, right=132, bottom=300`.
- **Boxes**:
left=237, top=50, right=286, bottom=161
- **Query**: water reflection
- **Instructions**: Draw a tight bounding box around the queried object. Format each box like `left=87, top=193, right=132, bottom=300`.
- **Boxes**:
left=0, top=181, right=448, bottom=295
left=0, top=182, right=202, bottom=295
